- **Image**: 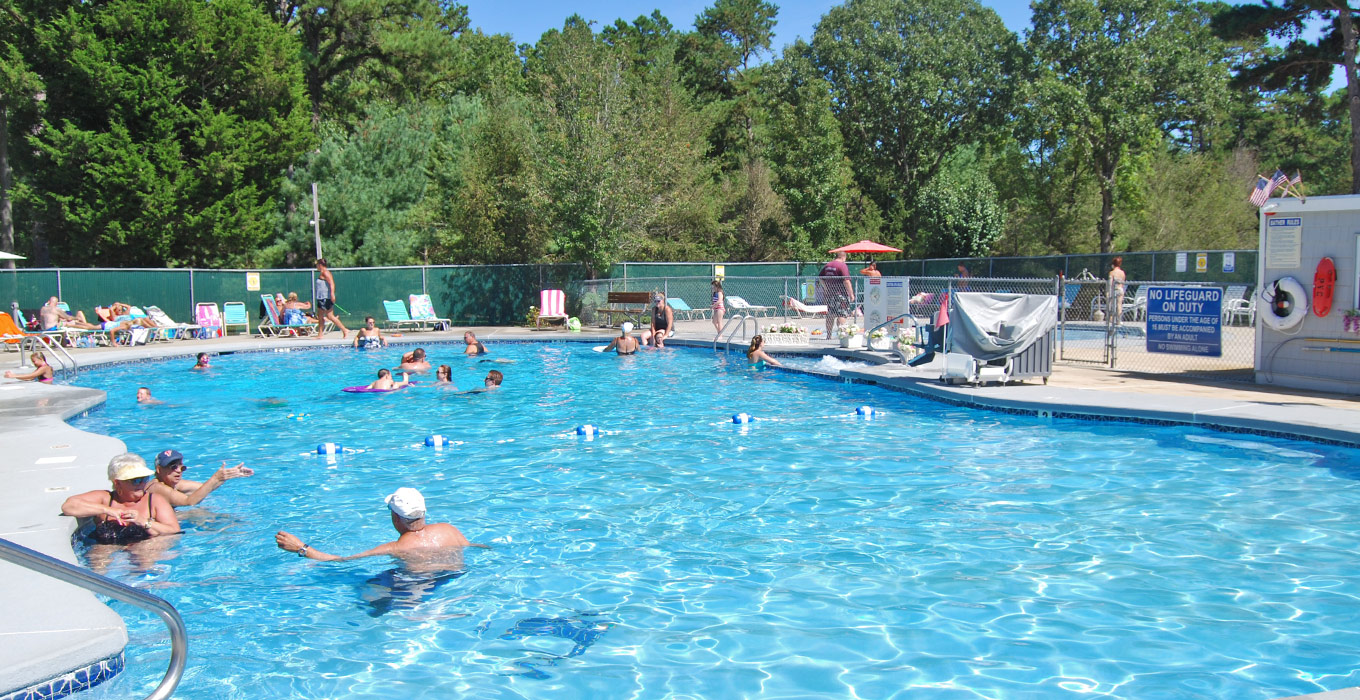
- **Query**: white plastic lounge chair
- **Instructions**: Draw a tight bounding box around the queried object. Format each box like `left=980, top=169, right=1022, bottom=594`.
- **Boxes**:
left=727, top=296, right=774, bottom=317
left=409, top=294, right=452, bottom=330
left=781, top=295, right=827, bottom=318
left=145, top=305, right=200, bottom=341
left=537, top=289, right=568, bottom=329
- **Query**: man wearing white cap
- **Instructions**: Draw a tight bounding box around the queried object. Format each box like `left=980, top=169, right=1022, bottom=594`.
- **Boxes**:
left=604, top=322, right=640, bottom=355
left=275, top=487, right=477, bottom=561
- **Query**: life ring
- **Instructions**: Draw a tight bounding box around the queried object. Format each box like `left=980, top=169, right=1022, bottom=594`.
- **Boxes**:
left=1261, top=276, right=1308, bottom=332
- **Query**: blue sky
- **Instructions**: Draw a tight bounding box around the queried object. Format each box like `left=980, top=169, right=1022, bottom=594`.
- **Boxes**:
left=464, top=0, right=1037, bottom=49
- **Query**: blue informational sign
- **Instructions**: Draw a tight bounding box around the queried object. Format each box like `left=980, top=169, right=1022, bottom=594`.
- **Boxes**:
left=1145, top=286, right=1223, bottom=357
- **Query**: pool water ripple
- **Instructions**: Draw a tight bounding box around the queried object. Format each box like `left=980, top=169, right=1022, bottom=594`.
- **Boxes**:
left=63, top=343, right=1360, bottom=699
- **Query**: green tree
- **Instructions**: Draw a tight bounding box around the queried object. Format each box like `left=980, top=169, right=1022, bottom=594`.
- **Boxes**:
left=262, top=0, right=472, bottom=125
left=811, top=0, right=1021, bottom=250
left=21, top=0, right=313, bottom=267
left=0, top=3, right=45, bottom=268
left=764, top=42, right=862, bottom=258
left=917, top=160, right=1005, bottom=259
left=1213, top=0, right=1360, bottom=192
left=526, top=17, right=716, bottom=276
left=1029, top=0, right=1230, bottom=253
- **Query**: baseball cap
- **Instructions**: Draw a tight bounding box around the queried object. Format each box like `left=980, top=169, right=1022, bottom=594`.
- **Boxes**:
left=621, top=322, right=634, bottom=334
left=155, top=449, right=184, bottom=469
left=385, top=488, right=426, bottom=520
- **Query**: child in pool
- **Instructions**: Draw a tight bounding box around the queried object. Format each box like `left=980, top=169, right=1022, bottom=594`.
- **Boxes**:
left=192, top=353, right=211, bottom=370
left=5, top=352, right=55, bottom=383
left=367, top=369, right=412, bottom=391
left=746, top=335, right=782, bottom=368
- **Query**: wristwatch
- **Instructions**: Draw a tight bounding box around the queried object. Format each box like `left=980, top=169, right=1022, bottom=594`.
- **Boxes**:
left=297, top=544, right=310, bottom=558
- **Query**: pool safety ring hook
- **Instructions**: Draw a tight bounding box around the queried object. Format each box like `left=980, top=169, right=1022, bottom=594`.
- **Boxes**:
left=1262, top=277, right=1308, bottom=333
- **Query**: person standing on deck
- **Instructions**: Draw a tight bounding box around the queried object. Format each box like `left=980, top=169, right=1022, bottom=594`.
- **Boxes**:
left=1108, top=256, right=1127, bottom=325
left=817, top=251, right=853, bottom=338
left=314, top=259, right=349, bottom=341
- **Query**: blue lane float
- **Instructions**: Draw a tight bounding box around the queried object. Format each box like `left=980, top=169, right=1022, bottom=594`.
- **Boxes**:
left=732, top=413, right=753, bottom=424
left=856, top=406, right=876, bottom=418
left=316, top=443, right=344, bottom=455
left=425, top=435, right=450, bottom=447
left=576, top=425, right=600, bottom=438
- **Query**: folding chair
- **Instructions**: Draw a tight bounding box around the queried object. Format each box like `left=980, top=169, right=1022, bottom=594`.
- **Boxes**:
left=222, top=302, right=250, bottom=336
left=383, top=300, right=424, bottom=332
left=537, top=289, right=568, bottom=329
left=195, top=303, right=224, bottom=338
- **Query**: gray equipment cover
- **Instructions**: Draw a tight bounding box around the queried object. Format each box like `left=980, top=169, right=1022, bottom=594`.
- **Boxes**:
left=948, top=292, right=1058, bottom=361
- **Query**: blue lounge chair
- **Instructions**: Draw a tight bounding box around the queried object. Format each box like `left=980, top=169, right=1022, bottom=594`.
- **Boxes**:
left=383, top=299, right=424, bottom=332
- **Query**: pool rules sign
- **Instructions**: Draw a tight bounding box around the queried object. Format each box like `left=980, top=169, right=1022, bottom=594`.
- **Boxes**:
left=1146, top=287, right=1223, bottom=356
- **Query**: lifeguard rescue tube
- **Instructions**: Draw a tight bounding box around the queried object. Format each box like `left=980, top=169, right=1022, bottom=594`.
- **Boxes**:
left=1262, top=276, right=1308, bottom=332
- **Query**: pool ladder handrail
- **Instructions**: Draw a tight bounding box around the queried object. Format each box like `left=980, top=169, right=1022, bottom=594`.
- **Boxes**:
left=0, top=537, right=187, bottom=700
left=18, top=334, right=78, bottom=379
left=714, top=313, right=757, bottom=350
left=866, top=313, right=922, bottom=364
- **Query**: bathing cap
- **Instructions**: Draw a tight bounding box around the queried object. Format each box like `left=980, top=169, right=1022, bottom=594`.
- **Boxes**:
left=385, top=488, right=426, bottom=520
left=621, top=322, right=634, bottom=334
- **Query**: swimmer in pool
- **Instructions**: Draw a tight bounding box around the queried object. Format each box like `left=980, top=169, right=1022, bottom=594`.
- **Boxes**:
left=353, top=316, right=387, bottom=349
left=368, top=368, right=412, bottom=391
left=483, top=369, right=502, bottom=390
left=746, top=335, right=782, bottom=367
left=463, top=331, right=487, bottom=356
left=192, top=353, right=211, bottom=370
left=275, top=487, right=485, bottom=562
left=398, top=348, right=431, bottom=372
left=136, top=387, right=163, bottom=404
left=434, top=365, right=455, bottom=387
left=605, top=322, right=640, bottom=355
left=149, top=449, right=254, bottom=508
left=5, top=352, right=55, bottom=383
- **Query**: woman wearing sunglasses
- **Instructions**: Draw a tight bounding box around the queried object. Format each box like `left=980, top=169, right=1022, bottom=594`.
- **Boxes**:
left=61, top=453, right=180, bottom=544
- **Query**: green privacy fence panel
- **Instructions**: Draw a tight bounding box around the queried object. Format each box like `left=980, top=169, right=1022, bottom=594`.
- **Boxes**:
left=6, top=264, right=588, bottom=330
left=58, top=270, right=193, bottom=322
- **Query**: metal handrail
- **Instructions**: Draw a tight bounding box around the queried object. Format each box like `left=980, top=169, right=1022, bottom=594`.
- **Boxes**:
left=19, top=335, right=79, bottom=379
left=713, top=314, right=756, bottom=350
left=0, top=537, right=187, bottom=700
left=866, top=312, right=920, bottom=340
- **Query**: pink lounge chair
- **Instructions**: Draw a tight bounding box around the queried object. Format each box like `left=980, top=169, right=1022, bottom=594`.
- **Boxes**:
left=537, top=289, right=567, bottom=330
left=195, top=303, right=223, bottom=338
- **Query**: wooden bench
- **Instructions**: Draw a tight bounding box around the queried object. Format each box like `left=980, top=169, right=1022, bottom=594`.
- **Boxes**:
left=596, top=291, right=653, bottom=327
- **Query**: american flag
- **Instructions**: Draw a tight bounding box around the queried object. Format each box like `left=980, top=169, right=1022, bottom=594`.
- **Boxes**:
left=1249, top=170, right=1287, bottom=207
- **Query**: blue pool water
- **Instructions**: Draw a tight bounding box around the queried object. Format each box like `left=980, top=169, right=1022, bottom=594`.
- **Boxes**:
left=69, top=342, right=1360, bottom=699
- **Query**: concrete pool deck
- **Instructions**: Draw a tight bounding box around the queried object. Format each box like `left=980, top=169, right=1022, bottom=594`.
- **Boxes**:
left=1, top=322, right=1358, bottom=699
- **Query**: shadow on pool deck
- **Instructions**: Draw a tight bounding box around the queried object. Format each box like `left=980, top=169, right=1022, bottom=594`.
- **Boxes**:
left=1, top=320, right=1358, bottom=699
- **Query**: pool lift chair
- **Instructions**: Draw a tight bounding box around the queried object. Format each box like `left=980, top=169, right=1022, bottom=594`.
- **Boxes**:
left=939, top=292, right=1057, bottom=386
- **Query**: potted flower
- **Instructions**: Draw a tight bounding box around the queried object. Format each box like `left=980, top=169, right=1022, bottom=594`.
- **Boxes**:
left=868, top=327, right=891, bottom=351
left=763, top=323, right=810, bottom=346
left=838, top=324, right=864, bottom=349
left=1345, top=309, right=1360, bottom=334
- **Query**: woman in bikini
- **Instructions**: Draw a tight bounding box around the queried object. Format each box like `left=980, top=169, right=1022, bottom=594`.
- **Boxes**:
left=4, top=352, right=54, bottom=383
left=711, top=278, right=725, bottom=333
left=61, top=453, right=180, bottom=545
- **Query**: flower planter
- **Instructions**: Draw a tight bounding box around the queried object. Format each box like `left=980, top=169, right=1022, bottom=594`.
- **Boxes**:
left=763, top=332, right=810, bottom=346
left=868, top=337, right=891, bottom=351
left=839, top=335, right=865, bottom=349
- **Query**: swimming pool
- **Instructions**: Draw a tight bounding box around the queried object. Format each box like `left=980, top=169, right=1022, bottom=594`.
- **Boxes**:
left=70, top=342, right=1360, bottom=699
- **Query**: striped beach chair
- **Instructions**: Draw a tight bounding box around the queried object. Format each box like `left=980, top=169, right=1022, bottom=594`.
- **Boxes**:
left=537, top=289, right=567, bottom=330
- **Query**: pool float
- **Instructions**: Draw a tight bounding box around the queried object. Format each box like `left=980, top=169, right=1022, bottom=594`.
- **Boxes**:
left=342, top=383, right=415, bottom=393
left=1262, top=276, right=1308, bottom=332
left=1313, top=256, right=1336, bottom=318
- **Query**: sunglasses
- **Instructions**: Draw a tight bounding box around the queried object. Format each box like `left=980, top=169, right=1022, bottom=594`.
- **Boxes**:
left=126, top=475, right=154, bottom=488
left=159, top=462, right=187, bottom=473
